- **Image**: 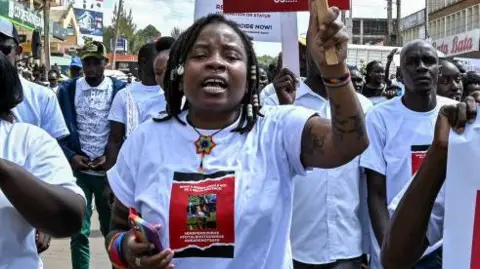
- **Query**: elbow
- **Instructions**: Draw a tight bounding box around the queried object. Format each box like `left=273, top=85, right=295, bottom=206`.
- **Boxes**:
left=48, top=196, right=86, bottom=238
left=337, top=134, right=370, bottom=162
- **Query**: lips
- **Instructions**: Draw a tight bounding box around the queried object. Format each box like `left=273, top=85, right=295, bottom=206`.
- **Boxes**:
left=201, top=76, right=228, bottom=94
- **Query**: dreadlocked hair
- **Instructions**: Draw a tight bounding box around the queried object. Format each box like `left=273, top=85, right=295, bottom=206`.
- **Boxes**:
left=154, top=14, right=262, bottom=133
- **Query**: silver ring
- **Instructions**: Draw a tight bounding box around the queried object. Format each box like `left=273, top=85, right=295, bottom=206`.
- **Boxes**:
left=135, top=257, right=142, bottom=267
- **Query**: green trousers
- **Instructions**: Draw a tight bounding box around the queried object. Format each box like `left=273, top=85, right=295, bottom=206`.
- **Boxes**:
left=71, top=172, right=112, bottom=269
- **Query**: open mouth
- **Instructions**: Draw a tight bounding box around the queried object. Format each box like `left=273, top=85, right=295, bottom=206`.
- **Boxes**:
left=201, top=77, right=228, bottom=94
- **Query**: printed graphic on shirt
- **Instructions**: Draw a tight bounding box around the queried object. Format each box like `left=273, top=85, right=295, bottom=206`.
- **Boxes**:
left=471, top=190, right=480, bottom=269
left=411, top=145, right=430, bottom=176
left=169, top=171, right=235, bottom=258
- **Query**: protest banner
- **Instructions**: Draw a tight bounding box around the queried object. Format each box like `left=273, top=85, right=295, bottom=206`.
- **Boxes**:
left=223, top=0, right=350, bottom=13
left=194, top=0, right=300, bottom=76
left=445, top=110, right=480, bottom=268
left=194, top=0, right=282, bottom=43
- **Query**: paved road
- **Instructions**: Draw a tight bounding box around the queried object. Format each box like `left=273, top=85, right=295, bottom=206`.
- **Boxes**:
left=42, top=210, right=111, bottom=269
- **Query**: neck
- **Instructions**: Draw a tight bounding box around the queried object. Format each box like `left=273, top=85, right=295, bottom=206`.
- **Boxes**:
left=305, top=75, right=327, bottom=98
left=142, top=77, right=157, bottom=86
left=402, top=90, right=437, bottom=112
left=188, top=108, right=240, bottom=130
left=367, top=82, right=383, bottom=89
left=85, top=75, right=105, bottom=87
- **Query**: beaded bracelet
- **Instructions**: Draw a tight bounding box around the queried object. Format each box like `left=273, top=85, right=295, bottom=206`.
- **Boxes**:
left=323, top=73, right=352, bottom=88
left=108, top=232, right=128, bottom=269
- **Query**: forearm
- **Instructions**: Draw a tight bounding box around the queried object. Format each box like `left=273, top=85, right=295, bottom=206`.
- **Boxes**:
left=105, top=140, right=122, bottom=171
left=381, top=144, right=447, bottom=268
left=368, top=197, right=390, bottom=246
left=0, top=159, right=85, bottom=237
left=325, top=64, right=369, bottom=158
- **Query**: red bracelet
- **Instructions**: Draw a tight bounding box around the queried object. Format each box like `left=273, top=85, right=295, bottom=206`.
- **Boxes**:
left=323, top=73, right=351, bottom=88
left=108, top=232, right=128, bottom=269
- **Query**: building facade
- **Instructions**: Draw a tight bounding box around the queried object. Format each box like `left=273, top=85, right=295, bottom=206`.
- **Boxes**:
left=427, top=0, right=480, bottom=58
left=352, top=18, right=399, bottom=46
left=400, top=9, right=427, bottom=45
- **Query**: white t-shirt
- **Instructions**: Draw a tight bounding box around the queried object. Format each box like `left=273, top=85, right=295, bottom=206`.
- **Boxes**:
left=388, top=179, right=446, bottom=247
left=360, top=95, right=457, bottom=269
left=108, top=106, right=316, bottom=269
left=75, top=77, right=114, bottom=160
left=12, top=76, right=69, bottom=139
left=108, top=81, right=166, bottom=127
left=264, top=81, right=372, bottom=264
left=0, top=121, right=85, bottom=269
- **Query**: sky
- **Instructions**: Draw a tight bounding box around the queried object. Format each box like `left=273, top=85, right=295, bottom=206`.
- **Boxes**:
left=103, top=0, right=426, bottom=56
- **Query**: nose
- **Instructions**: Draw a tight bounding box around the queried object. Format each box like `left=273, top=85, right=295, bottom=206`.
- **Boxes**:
left=206, top=53, right=226, bottom=72
left=416, top=60, right=428, bottom=72
left=450, top=80, right=462, bottom=92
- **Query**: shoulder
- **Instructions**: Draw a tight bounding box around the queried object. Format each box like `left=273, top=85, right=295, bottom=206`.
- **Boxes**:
left=21, top=77, right=57, bottom=99
left=10, top=123, right=52, bottom=145
left=437, top=96, right=458, bottom=106
left=110, top=77, right=128, bottom=90
left=367, top=97, right=400, bottom=116
left=258, top=105, right=315, bottom=125
left=58, top=78, right=79, bottom=94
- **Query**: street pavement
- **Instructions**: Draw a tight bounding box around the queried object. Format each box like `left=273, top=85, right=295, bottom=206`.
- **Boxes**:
left=42, top=210, right=111, bottom=269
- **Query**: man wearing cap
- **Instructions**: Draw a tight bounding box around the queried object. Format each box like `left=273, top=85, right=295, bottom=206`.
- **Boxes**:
left=0, top=15, right=70, bottom=256
left=57, top=40, right=126, bottom=269
left=70, top=56, right=83, bottom=79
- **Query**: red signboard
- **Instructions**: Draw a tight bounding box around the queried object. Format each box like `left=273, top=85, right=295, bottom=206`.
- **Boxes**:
left=471, top=191, right=480, bottom=269
left=223, top=0, right=350, bottom=13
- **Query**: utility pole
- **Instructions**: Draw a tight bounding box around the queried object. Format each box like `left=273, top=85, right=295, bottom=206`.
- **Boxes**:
left=348, top=0, right=353, bottom=42
left=43, top=0, right=51, bottom=76
left=397, top=0, right=402, bottom=46
left=111, top=0, right=123, bottom=70
left=387, top=0, right=393, bottom=45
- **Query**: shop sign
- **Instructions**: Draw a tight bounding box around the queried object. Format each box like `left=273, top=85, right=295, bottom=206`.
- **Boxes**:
left=431, top=29, right=480, bottom=57
left=8, top=0, right=42, bottom=29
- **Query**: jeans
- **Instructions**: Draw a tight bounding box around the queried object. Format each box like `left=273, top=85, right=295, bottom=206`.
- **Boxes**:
left=294, top=256, right=363, bottom=269
left=413, top=247, right=442, bottom=269
left=70, top=172, right=112, bottom=269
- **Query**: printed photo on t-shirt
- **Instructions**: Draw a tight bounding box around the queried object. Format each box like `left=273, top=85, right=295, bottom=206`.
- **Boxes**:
left=170, top=171, right=235, bottom=258
left=411, top=145, right=430, bottom=176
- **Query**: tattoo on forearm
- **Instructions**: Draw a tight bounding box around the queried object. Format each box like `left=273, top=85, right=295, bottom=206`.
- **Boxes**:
left=302, top=120, right=327, bottom=157
left=331, top=102, right=366, bottom=140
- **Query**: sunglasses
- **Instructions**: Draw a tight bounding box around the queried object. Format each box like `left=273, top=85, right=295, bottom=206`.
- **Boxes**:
left=0, top=45, right=14, bottom=55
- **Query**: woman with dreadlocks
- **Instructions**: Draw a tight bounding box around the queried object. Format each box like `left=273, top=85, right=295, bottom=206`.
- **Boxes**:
left=105, top=2, right=368, bottom=269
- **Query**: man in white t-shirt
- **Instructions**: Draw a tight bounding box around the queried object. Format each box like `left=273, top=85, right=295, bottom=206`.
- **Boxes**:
left=0, top=17, right=70, bottom=254
left=360, top=40, right=457, bottom=269
left=105, top=40, right=173, bottom=205
left=264, top=48, right=373, bottom=268
left=381, top=93, right=480, bottom=268
left=57, top=41, right=127, bottom=269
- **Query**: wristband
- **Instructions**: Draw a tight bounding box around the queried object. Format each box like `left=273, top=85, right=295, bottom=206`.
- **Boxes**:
left=323, top=73, right=352, bottom=88
left=108, top=232, right=128, bottom=269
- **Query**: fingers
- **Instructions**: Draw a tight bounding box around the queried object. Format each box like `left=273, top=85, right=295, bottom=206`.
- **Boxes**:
left=140, top=249, right=175, bottom=268
left=318, top=8, right=342, bottom=44
left=126, top=234, right=151, bottom=255
left=465, top=96, right=477, bottom=124
left=454, top=102, right=467, bottom=132
left=317, top=27, right=349, bottom=52
left=470, top=91, right=480, bottom=102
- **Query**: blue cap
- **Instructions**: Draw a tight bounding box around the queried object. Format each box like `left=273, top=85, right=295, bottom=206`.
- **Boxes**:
left=70, top=56, right=82, bottom=68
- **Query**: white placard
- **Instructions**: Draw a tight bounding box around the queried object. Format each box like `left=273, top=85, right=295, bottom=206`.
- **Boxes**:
left=194, top=0, right=282, bottom=42
left=280, top=12, right=299, bottom=76
left=444, top=110, right=480, bottom=268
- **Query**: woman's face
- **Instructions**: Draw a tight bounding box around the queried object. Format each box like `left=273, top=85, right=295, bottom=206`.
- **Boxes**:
left=369, top=63, right=385, bottom=85
left=182, top=22, right=248, bottom=113
left=154, top=51, right=169, bottom=89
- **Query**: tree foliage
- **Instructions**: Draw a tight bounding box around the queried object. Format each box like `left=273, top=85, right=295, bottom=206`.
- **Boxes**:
left=171, top=27, right=183, bottom=39
left=103, top=4, right=162, bottom=55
